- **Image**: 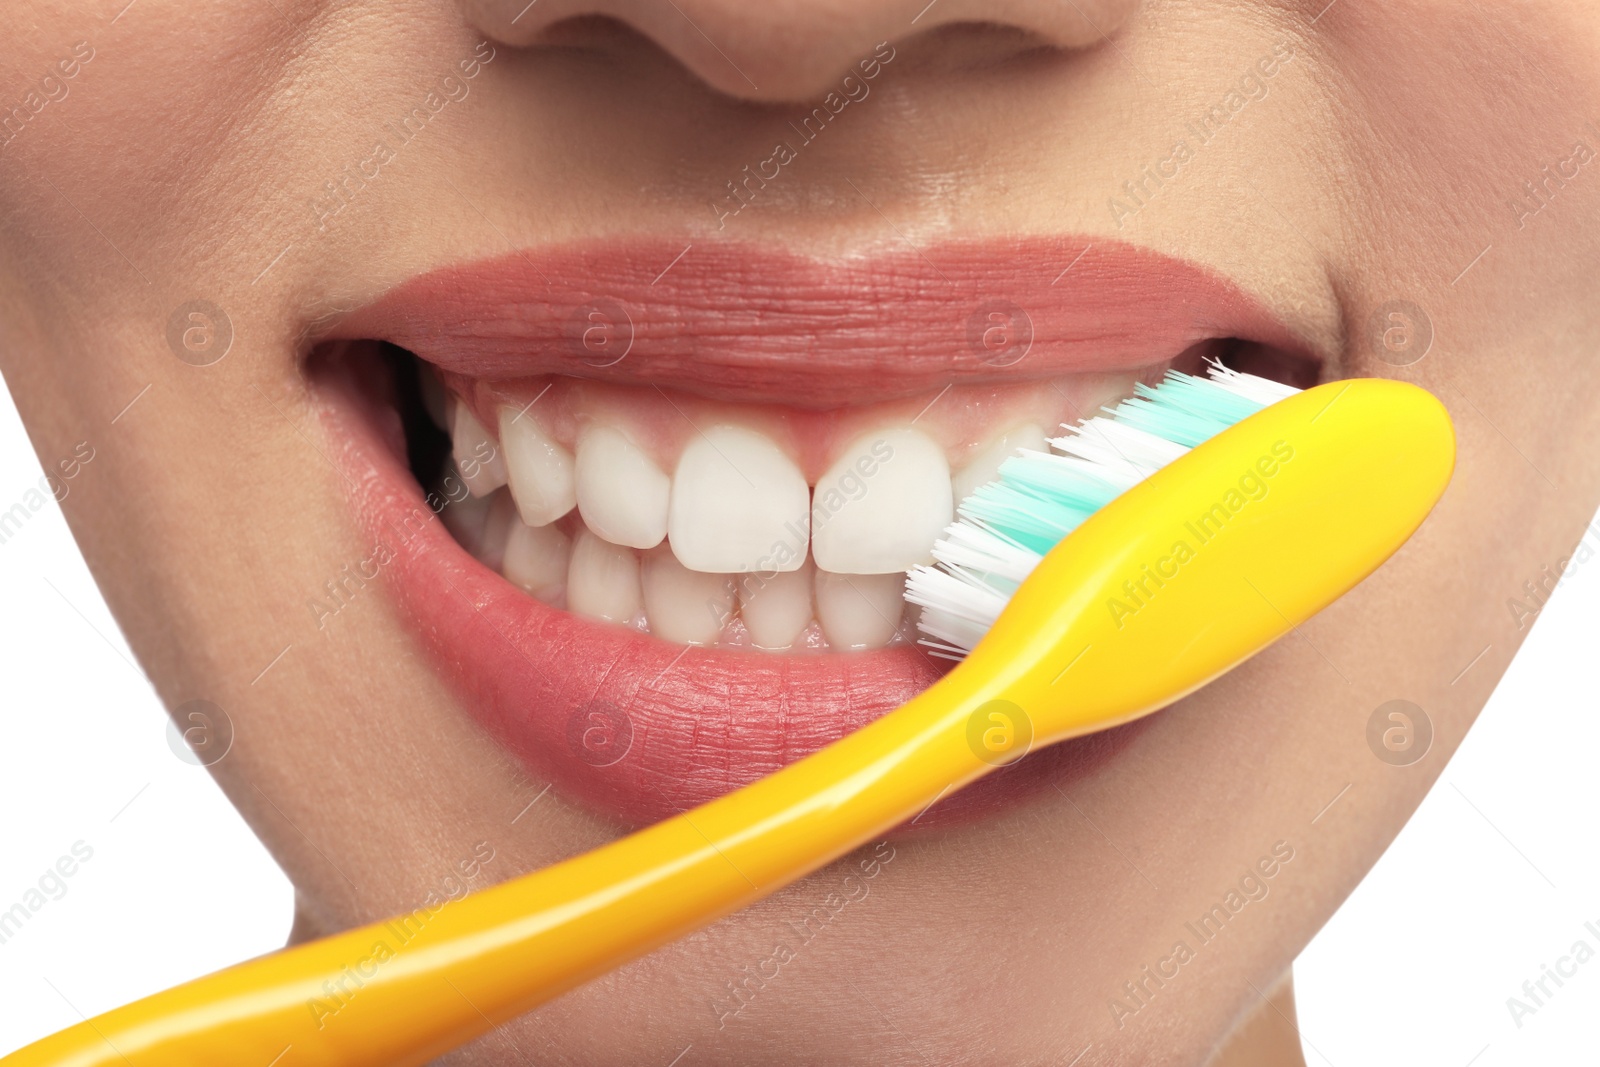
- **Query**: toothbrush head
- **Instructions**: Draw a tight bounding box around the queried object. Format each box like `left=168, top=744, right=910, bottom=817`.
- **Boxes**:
left=908, top=370, right=1455, bottom=746
left=908, top=363, right=1301, bottom=658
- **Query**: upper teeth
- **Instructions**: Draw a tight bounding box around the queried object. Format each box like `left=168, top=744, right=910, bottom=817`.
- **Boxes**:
left=499, top=409, right=576, bottom=527
left=575, top=425, right=669, bottom=549
left=667, top=424, right=811, bottom=574
left=452, top=404, right=508, bottom=498
left=811, top=428, right=952, bottom=574
left=438, top=372, right=1142, bottom=651
left=949, top=423, right=1048, bottom=504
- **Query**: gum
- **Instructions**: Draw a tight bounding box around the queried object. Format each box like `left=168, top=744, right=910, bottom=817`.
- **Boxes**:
left=438, top=368, right=1169, bottom=481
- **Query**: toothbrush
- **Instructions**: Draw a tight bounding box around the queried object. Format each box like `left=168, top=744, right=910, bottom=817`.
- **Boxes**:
left=908, top=363, right=1314, bottom=659
left=3, top=369, right=1454, bottom=1067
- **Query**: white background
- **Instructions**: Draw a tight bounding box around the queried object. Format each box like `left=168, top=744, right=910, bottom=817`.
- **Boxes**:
left=0, top=377, right=1594, bottom=1063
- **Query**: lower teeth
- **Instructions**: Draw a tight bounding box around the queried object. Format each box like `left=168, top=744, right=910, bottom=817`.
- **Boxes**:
left=437, top=477, right=913, bottom=653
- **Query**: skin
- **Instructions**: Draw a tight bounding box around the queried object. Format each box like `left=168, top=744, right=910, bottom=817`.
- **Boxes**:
left=3, top=1, right=1599, bottom=1063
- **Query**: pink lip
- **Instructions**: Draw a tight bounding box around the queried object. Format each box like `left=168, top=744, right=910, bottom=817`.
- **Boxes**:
left=316, top=238, right=1300, bottom=827
left=330, top=237, right=1312, bottom=405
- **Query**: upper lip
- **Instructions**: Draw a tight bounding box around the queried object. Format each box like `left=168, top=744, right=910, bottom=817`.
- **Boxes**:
left=330, top=236, right=1317, bottom=404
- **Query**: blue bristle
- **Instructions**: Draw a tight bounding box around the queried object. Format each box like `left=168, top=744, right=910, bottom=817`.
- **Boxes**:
left=904, top=363, right=1300, bottom=658
left=959, top=474, right=1103, bottom=556
left=1111, top=374, right=1268, bottom=447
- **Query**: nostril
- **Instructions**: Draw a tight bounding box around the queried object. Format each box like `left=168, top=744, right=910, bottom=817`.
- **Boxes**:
left=530, top=13, right=657, bottom=54
left=458, top=0, right=1143, bottom=103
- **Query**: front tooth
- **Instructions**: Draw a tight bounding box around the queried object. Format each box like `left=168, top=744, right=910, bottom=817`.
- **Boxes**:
left=668, top=425, right=809, bottom=574
left=576, top=426, right=670, bottom=550
left=951, top=423, right=1049, bottom=504
left=452, top=404, right=508, bottom=497
left=811, top=428, right=952, bottom=574
left=641, top=549, right=734, bottom=645
left=502, top=518, right=571, bottom=604
left=566, top=530, right=642, bottom=624
left=814, top=571, right=905, bottom=650
left=499, top=408, right=577, bottom=527
left=739, top=558, right=814, bottom=650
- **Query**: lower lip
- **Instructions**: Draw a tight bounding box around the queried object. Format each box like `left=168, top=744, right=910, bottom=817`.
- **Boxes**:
left=316, top=351, right=1146, bottom=829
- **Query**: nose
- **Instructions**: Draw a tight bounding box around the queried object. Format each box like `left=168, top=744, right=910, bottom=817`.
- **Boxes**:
left=455, top=0, right=1142, bottom=101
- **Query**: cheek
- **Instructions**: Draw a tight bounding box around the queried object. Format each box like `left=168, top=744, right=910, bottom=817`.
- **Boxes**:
left=1326, top=3, right=1600, bottom=233
left=1316, top=1, right=1600, bottom=369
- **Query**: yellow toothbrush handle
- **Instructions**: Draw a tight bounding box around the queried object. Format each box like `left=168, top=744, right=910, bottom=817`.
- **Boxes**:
left=4, top=378, right=1454, bottom=1067
left=8, top=694, right=995, bottom=1067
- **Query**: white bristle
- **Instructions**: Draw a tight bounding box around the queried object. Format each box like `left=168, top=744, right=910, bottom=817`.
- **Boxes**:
left=903, top=362, right=1301, bottom=658
left=1049, top=416, right=1189, bottom=479
left=1204, top=362, right=1301, bottom=405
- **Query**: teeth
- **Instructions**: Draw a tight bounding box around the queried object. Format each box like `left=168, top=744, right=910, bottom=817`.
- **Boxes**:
left=814, top=571, right=905, bottom=650
left=443, top=378, right=1102, bottom=653
left=502, top=517, right=571, bottom=604
left=811, top=428, right=952, bottom=574
left=575, top=426, right=670, bottom=550
left=440, top=474, right=495, bottom=555
left=419, top=364, right=451, bottom=432
left=566, top=529, right=642, bottom=624
left=467, top=489, right=518, bottom=575
left=738, top=558, right=815, bottom=650
left=500, top=408, right=577, bottom=527
left=641, top=549, right=734, bottom=645
left=951, top=423, right=1049, bottom=504
left=668, top=426, right=809, bottom=574
left=452, top=405, right=509, bottom=498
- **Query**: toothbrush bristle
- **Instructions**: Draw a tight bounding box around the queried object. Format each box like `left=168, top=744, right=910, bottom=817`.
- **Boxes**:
left=905, top=362, right=1302, bottom=659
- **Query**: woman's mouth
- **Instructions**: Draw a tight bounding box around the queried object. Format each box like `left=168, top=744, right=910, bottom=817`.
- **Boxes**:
left=314, top=236, right=1318, bottom=828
